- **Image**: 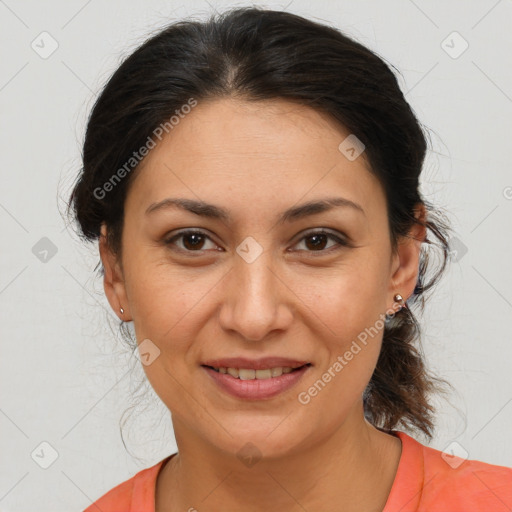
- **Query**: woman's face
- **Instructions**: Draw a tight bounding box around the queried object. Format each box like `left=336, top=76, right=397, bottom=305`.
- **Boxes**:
left=101, top=98, right=422, bottom=458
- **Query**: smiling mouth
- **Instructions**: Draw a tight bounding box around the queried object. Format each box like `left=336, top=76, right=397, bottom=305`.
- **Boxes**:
left=202, top=363, right=311, bottom=380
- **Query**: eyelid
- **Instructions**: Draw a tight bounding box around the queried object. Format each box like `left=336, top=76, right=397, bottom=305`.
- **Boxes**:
left=289, top=228, right=349, bottom=253
left=164, top=228, right=349, bottom=254
left=164, top=229, right=218, bottom=253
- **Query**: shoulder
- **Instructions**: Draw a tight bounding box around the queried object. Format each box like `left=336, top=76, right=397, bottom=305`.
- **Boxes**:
left=82, top=456, right=171, bottom=512
left=83, top=476, right=134, bottom=512
left=391, top=430, right=512, bottom=511
left=420, top=438, right=512, bottom=509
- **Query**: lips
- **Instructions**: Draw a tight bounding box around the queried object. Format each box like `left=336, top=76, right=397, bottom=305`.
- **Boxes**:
left=201, top=357, right=311, bottom=371
left=202, top=363, right=311, bottom=400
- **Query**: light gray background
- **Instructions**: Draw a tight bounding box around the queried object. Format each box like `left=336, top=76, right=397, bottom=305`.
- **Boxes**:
left=1, top=0, right=511, bottom=510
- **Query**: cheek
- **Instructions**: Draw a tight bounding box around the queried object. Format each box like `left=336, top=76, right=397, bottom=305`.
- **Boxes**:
left=123, top=265, right=215, bottom=408
left=124, top=251, right=223, bottom=352
left=290, top=260, right=387, bottom=386
left=298, top=283, right=385, bottom=412
left=127, top=274, right=200, bottom=340
left=291, top=257, right=387, bottom=334
left=312, top=292, right=384, bottom=375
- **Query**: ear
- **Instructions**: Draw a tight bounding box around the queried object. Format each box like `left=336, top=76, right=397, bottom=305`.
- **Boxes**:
left=388, top=203, right=427, bottom=309
left=99, top=223, right=131, bottom=321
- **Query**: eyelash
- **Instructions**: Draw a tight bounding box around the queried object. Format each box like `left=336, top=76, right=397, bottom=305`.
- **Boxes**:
left=164, top=229, right=349, bottom=255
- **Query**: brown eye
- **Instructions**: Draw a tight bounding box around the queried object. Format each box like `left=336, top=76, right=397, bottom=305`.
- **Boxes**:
left=292, top=230, right=348, bottom=253
left=181, top=232, right=206, bottom=250
left=165, top=230, right=218, bottom=252
left=304, top=233, right=329, bottom=251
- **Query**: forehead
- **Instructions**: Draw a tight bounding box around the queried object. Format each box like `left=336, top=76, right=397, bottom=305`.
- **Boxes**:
left=126, top=98, right=385, bottom=222
left=149, top=97, right=361, bottom=165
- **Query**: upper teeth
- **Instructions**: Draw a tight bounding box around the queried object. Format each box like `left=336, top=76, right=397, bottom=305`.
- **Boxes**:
left=213, top=367, right=296, bottom=380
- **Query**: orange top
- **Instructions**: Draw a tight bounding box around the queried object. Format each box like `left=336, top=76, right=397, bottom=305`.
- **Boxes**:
left=83, top=430, right=512, bottom=512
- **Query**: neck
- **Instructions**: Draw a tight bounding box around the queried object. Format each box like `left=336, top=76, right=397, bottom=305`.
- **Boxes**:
left=156, top=405, right=402, bottom=512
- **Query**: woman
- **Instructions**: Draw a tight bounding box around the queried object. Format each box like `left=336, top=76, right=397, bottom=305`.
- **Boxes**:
left=69, top=6, right=512, bottom=512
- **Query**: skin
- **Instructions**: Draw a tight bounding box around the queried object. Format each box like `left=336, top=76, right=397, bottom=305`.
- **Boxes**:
left=99, top=97, right=426, bottom=512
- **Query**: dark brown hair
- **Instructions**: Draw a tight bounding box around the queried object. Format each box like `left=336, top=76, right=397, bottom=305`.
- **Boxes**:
left=68, top=6, right=453, bottom=441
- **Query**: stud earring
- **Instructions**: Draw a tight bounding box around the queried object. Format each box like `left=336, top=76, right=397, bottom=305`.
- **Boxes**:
left=393, top=293, right=407, bottom=312
left=120, top=307, right=124, bottom=314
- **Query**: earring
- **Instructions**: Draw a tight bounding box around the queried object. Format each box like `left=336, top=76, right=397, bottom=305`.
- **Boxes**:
left=120, top=307, right=124, bottom=314
left=393, top=293, right=407, bottom=312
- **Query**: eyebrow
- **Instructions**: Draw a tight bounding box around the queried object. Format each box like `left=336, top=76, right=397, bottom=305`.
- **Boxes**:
left=145, top=196, right=366, bottom=223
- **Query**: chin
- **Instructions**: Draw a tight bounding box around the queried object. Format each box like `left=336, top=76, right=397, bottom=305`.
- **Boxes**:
left=202, top=418, right=311, bottom=463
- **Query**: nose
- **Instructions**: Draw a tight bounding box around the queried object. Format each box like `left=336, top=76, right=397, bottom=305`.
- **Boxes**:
left=218, top=251, right=294, bottom=342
